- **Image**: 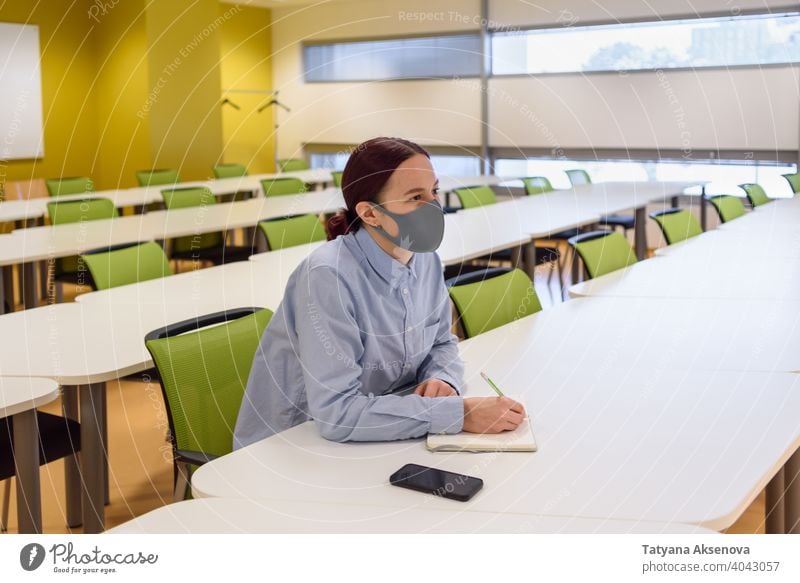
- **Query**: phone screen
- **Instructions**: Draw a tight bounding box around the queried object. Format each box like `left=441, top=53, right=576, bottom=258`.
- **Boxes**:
left=389, top=463, right=483, bottom=502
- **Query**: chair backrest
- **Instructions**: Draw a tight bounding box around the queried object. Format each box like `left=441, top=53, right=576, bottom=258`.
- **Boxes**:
left=446, top=268, right=541, bottom=339
left=707, top=195, right=746, bottom=223
left=331, top=170, right=343, bottom=188
left=739, top=183, right=771, bottom=207
left=783, top=173, right=800, bottom=193
left=649, top=208, right=703, bottom=246
left=260, top=177, right=307, bottom=197
left=453, top=185, right=497, bottom=210
left=278, top=158, right=309, bottom=172
left=137, top=168, right=181, bottom=187
left=160, top=187, right=222, bottom=252
left=46, top=198, right=118, bottom=225
left=144, top=308, right=273, bottom=459
left=81, top=242, right=173, bottom=290
left=565, top=169, right=591, bottom=186
left=522, top=176, right=553, bottom=195
left=213, top=163, right=248, bottom=179
left=568, top=230, right=637, bottom=279
left=258, top=214, right=326, bottom=250
left=45, top=176, right=95, bottom=197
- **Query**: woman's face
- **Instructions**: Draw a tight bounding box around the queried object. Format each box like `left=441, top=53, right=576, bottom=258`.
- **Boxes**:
left=359, top=154, right=439, bottom=238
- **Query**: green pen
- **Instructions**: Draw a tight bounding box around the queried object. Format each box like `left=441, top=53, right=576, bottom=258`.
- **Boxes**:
left=480, top=371, right=505, bottom=397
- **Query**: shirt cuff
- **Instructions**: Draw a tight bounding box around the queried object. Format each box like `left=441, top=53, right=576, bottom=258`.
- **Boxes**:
left=432, top=373, right=463, bottom=396
left=429, top=396, right=464, bottom=434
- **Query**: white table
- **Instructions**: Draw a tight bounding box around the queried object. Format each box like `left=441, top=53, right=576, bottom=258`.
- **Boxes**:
left=454, top=296, right=800, bottom=375
left=192, top=361, right=800, bottom=531
left=0, top=376, right=60, bottom=533
left=569, top=255, right=800, bottom=301
left=107, top=498, right=715, bottom=534
left=0, top=190, right=344, bottom=310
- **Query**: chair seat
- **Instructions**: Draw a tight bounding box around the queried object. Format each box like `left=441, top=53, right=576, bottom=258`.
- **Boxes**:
left=170, top=245, right=253, bottom=265
left=0, top=412, right=81, bottom=480
left=600, top=214, right=635, bottom=230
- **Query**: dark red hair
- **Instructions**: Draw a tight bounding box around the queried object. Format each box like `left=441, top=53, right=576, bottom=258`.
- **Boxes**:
left=326, top=137, right=430, bottom=240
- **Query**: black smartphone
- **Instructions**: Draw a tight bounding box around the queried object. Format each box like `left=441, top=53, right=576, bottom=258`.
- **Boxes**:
left=389, top=463, right=483, bottom=502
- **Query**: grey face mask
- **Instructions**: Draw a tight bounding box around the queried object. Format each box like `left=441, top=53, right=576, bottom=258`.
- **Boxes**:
left=371, top=199, right=445, bottom=253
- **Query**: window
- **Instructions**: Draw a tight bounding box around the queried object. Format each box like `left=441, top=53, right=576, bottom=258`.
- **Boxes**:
left=304, top=34, right=482, bottom=82
left=311, top=151, right=481, bottom=177
left=492, top=12, right=800, bottom=75
left=493, top=158, right=797, bottom=198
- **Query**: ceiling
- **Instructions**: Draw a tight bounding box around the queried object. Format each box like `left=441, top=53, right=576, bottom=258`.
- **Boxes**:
left=221, top=0, right=354, bottom=8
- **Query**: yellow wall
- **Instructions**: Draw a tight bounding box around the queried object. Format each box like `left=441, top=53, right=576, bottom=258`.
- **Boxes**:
left=144, top=0, right=226, bottom=182
left=0, top=1, right=272, bottom=191
left=219, top=4, right=274, bottom=174
left=92, top=0, right=151, bottom=189
left=0, top=0, right=98, bottom=187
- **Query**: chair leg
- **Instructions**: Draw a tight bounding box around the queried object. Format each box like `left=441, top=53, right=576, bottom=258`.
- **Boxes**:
left=1, top=479, right=10, bottom=532
left=55, top=281, right=63, bottom=304
left=173, top=462, right=190, bottom=502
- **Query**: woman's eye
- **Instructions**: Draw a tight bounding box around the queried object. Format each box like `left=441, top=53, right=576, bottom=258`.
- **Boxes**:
left=432, top=187, right=440, bottom=195
left=412, top=194, right=423, bottom=201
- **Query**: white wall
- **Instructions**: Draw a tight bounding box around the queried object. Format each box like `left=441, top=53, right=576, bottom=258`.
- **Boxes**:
left=271, top=0, right=481, bottom=157
left=489, top=0, right=800, bottom=27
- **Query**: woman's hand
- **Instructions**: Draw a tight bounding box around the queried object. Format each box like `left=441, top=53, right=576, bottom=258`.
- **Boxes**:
left=463, top=397, right=526, bottom=434
left=414, top=378, right=458, bottom=398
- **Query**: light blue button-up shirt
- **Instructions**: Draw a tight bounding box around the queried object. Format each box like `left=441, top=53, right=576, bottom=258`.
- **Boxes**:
left=234, top=226, right=465, bottom=447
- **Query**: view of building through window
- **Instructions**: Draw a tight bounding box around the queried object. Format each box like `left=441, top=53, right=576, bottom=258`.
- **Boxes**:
left=493, top=12, right=800, bottom=74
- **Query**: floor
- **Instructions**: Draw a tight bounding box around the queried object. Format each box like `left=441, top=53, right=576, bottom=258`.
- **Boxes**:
left=1, top=255, right=768, bottom=534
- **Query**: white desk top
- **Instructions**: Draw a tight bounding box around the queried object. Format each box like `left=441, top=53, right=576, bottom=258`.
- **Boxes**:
left=0, top=190, right=343, bottom=266
left=458, top=296, right=800, bottom=375
left=108, top=498, right=715, bottom=534
left=191, top=367, right=800, bottom=531
left=569, top=254, right=800, bottom=301
left=0, top=199, right=48, bottom=224
left=0, top=376, right=60, bottom=419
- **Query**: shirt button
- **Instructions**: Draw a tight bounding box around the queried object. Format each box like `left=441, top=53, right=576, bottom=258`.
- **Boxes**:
left=402, top=288, right=409, bottom=295
left=406, top=326, right=412, bottom=332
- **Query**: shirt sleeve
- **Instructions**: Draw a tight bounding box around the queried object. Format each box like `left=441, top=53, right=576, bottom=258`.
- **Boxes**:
left=416, top=260, right=466, bottom=395
left=293, top=265, right=464, bottom=442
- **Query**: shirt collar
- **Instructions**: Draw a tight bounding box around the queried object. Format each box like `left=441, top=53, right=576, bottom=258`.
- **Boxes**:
left=354, top=226, right=417, bottom=288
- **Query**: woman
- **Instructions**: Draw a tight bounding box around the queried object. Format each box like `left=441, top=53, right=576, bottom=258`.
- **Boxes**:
left=234, top=137, right=525, bottom=447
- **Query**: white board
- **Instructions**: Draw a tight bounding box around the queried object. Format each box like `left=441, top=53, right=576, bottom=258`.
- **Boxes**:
left=0, top=23, right=44, bottom=160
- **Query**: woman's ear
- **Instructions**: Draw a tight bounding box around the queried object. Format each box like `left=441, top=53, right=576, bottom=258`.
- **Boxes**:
left=355, top=200, right=380, bottom=228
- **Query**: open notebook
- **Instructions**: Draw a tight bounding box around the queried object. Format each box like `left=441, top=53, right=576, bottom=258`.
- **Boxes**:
left=426, top=416, right=537, bottom=453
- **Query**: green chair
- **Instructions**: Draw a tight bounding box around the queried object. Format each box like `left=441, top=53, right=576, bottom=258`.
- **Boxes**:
left=213, top=163, right=248, bottom=179
left=568, top=230, right=638, bottom=279
left=331, top=170, right=343, bottom=188
left=649, top=208, right=703, bottom=246
left=782, top=173, right=800, bottom=193
left=144, top=307, right=273, bottom=500
left=453, top=185, right=496, bottom=210
left=81, top=242, right=173, bottom=290
left=278, top=158, right=309, bottom=172
left=260, top=177, right=307, bottom=197
left=258, top=214, right=326, bottom=251
left=136, top=168, right=180, bottom=187
left=160, top=187, right=252, bottom=265
left=707, top=195, right=746, bottom=223
left=46, top=176, right=95, bottom=197
left=738, top=183, right=771, bottom=207
left=46, top=198, right=119, bottom=302
left=565, top=169, right=591, bottom=186
left=522, top=176, right=553, bottom=195
left=446, top=268, right=542, bottom=339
